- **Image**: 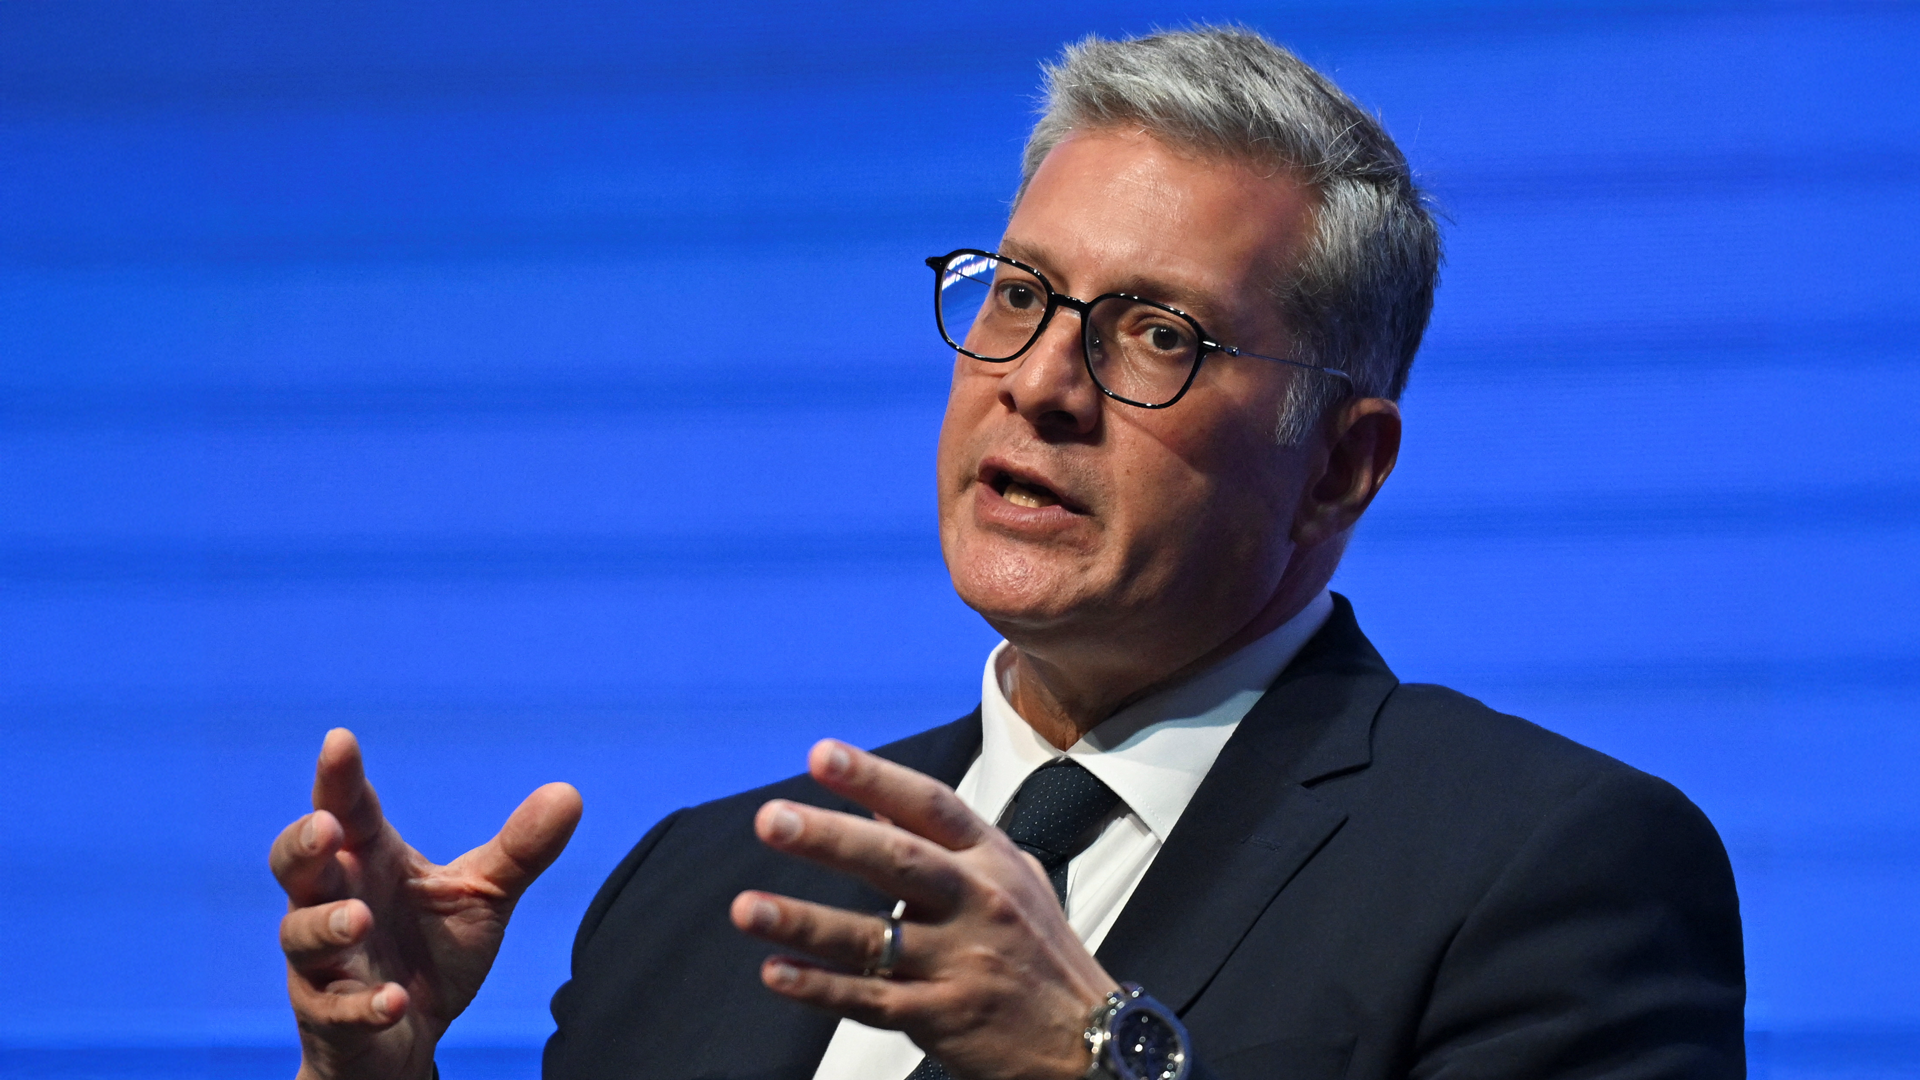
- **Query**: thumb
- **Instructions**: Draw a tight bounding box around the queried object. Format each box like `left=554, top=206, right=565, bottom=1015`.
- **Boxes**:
left=464, top=782, right=583, bottom=900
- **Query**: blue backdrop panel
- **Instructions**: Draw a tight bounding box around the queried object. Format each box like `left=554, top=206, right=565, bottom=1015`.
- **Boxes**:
left=2, top=3, right=1916, bottom=1078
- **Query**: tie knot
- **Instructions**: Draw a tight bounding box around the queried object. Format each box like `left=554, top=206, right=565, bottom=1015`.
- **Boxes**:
left=1003, top=759, right=1122, bottom=872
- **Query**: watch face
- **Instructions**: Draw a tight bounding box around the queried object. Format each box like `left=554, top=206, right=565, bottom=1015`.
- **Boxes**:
left=1111, top=1003, right=1186, bottom=1080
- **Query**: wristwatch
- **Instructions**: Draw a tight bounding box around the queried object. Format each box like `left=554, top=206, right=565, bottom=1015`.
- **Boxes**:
left=1082, top=983, right=1191, bottom=1080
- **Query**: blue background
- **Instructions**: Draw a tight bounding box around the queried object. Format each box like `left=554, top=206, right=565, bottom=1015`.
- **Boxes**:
left=2, top=2, right=1916, bottom=1077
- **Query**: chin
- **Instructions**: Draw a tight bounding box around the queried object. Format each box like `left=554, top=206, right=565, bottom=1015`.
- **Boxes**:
left=944, top=536, right=1098, bottom=632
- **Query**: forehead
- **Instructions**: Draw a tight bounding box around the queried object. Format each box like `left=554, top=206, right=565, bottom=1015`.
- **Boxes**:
left=1001, top=129, right=1314, bottom=330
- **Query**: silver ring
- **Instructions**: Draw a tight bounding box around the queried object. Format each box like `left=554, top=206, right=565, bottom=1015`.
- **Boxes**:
left=864, top=912, right=902, bottom=978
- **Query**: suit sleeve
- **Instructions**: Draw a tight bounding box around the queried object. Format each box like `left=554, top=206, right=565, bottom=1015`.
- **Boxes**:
left=1411, top=768, right=1746, bottom=1079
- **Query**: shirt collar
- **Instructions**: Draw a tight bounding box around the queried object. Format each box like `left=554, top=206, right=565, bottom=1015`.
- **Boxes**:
left=970, top=589, right=1333, bottom=842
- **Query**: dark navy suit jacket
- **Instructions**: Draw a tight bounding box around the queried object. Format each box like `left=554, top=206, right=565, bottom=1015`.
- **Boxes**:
left=544, top=596, right=1746, bottom=1079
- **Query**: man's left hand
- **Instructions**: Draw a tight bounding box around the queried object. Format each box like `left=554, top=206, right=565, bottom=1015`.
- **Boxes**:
left=730, top=739, right=1119, bottom=1080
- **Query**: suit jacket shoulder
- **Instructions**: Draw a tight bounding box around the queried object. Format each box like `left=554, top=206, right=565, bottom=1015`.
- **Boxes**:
left=1359, top=685, right=1746, bottom=1078
left=1104, top=603, right=1745, bottom=1080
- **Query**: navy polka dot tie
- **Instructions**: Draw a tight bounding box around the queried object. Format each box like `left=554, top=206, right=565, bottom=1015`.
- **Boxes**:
left=901, top=759, right=1121, bottom=1080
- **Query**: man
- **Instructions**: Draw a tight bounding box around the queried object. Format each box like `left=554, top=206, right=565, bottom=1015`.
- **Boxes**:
left=269, top=28, right=1746, bottom=1080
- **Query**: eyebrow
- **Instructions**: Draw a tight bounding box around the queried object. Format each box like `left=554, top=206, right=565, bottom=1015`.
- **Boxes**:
left=996, top=238, right=1233, bottom=333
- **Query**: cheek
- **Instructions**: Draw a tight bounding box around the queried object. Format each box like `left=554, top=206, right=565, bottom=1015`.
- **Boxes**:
left=936, top=367, right=995, bottom=484
left=1113, top=413, right=1300, bottom=545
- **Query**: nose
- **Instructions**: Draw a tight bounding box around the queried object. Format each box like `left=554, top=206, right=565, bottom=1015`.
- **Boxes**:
left=997, top=304, right=1102, bottom=437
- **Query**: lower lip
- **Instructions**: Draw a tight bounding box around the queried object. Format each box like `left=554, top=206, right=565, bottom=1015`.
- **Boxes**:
left=972, top=481, right=1087, bottom=535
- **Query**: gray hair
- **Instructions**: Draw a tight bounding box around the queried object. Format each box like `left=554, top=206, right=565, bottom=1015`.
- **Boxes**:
left=1020, top=27, right=1441, bottom=443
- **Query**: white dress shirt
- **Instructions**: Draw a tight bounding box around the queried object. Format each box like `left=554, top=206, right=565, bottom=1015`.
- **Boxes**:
left=809, top=590, right=1333, bottom=1080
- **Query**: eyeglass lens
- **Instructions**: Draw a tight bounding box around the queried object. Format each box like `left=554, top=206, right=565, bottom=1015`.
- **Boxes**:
left=936, top=252, right=1202, bottom=407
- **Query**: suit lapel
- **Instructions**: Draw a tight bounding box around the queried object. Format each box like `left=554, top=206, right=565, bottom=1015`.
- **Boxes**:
left=873, top=707, right=984, bottom=788
left=1094, top=596, right=1397, bottom=1011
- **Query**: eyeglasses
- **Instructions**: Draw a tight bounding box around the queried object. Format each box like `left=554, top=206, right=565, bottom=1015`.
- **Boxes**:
left=926, top=248, right=1351, bottom=409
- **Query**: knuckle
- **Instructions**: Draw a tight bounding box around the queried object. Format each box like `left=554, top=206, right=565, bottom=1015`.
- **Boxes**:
left=917, top=782, right=955, bottom=816
left=324, top=990, right=379, bottom=1027
left=927, top=798, right=973, bottom=839
left=1017, top=849, right=1050, bottom=882
left=269, top=841, right=304, bottom=880
left=279, top=910, right=318, bottom=953
left=283, top=902, right=362, bottom=963
left=835, top=916, right=875, bottom=959
left=324, top=902, right=359, bottom=944
left=856, top=982, right=907, bottom=1027
left=918, top=980, right=972, bottom=1019
left=774, top=902, right=808, bottom=939
left=975, top=883, right=1022, bottom=925
left=305, top=993, right=350, bottom=1026
left=318, top=991, right=357, bottom=1022
left=884, top=833, right=924, bottom=872
left=960, top=940, right=1018, bottom=981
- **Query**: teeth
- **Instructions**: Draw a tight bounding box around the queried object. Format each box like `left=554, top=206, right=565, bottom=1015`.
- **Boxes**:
left=1002, top=480, right=1060, bottom=508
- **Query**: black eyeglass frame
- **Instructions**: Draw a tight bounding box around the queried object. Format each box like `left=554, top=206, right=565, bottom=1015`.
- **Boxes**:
left=926, top=248, right=1353, bottom=409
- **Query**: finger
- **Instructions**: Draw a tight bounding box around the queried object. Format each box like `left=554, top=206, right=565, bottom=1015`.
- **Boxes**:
left=269, top=810, right=348, bottom=905
left=312, top=728, right=388, bottom=847
left=732, top=891, right=918, bottom=976
left=755, top=800, right=967, bottom=915
left=457, top=782, right=584, bottom=901
left=291, top=978, right=409, bottom=1033
left=809, top=740, right=988, bottom=851
left=280, top=899, right=370, bottom=976
left=757, top=956, right=928, bottom=1032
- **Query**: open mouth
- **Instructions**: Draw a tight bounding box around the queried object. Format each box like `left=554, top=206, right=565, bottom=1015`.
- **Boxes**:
left=989, top=468, right=1065, bottom=510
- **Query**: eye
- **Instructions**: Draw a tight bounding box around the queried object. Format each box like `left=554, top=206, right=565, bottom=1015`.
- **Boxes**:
left=1000, top=283, right=1040, bottom=310
left=1148, top=324, right=1186, bottom=352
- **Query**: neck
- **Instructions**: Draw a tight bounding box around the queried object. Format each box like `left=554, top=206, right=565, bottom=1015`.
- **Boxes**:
left=1002, top=559, right=1333, bottom=750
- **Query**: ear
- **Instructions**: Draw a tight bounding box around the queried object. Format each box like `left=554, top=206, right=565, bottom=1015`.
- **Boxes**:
left=1290, top=396, right=1402, bottom=549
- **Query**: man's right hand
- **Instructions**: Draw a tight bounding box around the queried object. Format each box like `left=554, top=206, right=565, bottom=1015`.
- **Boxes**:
left=270, top=728, right=582, bottom=1080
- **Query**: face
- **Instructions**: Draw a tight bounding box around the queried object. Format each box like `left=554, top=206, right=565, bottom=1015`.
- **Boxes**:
left=936, top=128, right=1322, bottom=662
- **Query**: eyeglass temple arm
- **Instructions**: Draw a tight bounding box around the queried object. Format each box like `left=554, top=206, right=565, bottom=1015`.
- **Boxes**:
left=1214, top=345, right=1354, bottom=384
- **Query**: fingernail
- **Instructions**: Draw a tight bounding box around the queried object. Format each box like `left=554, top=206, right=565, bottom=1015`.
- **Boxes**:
left=751, top=899, right=779, bottom=931
left=329, top=905, right=351, bottom=937
left=767, top=960, right=799, bottom=987
left=768, top=807, right=802, bottom=841
left=825, top=744, right=852, bottom=778
left=300, top=816, right=318, bottom=849
left=372, top=987, right=396, bottom=1018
